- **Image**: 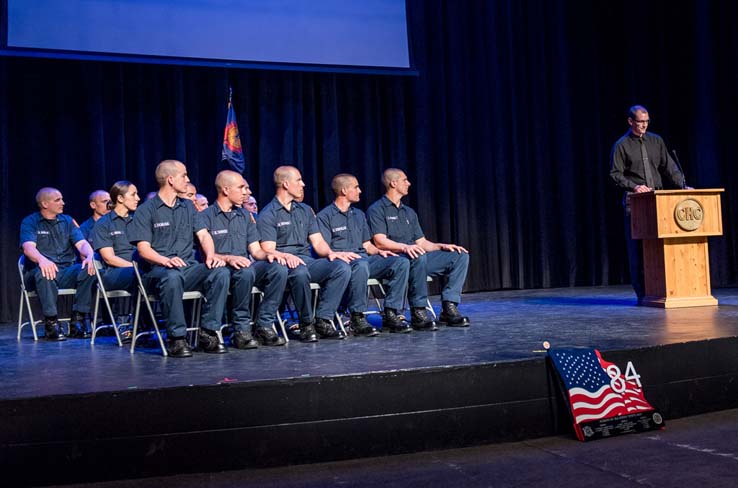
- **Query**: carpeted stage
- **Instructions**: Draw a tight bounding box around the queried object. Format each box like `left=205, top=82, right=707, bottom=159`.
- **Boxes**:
left=3, top=285, right=738, bottom=486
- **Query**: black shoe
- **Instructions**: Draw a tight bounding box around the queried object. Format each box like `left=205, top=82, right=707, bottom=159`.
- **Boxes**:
left=68, top=311, right=91, bottom=339
left=167, top=337, right=193, bottom=358
left=299, top=321, right=319, bottom=342
left=198, top=329, right=228, bottom=354
left=118, top=326, right=133, bottom=344
left=232, top=330, right=259, bottom=349
left=43, top=316, right=66, bottom=341
left=438, top=301, right=470, bottom=327
left=382, top=308, right=411, bottom=333
left=411, top=307, right=438, bottom=331
left=350, top=313, right=379, bottom=337
left=315, top=318, right=346, bottom=340
left=254, top=327, right=286, bottom=346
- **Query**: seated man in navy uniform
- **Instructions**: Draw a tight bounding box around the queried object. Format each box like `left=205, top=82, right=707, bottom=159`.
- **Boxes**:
left=129, top=160, right=230, bottom=357
left=317, top=174, right=411, bottom=335
left=20, top=187, right=97, bottom=340
left=77, top=189, right=111, bottom=247
left=90, top=180, right=141, bottom=340
left=198, top=170, right=289, bottom=348
left=367, top=168, right=471, bottom=330
left=258, top=165, right=352, bottom=342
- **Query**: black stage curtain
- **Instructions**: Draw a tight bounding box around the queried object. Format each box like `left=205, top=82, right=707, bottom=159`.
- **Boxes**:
left=2, top=0, right=738, bottom=322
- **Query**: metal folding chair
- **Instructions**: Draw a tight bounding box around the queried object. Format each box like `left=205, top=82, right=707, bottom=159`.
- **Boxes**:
left=130, top=261, right=203, bottom=356
left=90, top=260, right=133, bottom=347
left=17, top=256, right=76, bottom=341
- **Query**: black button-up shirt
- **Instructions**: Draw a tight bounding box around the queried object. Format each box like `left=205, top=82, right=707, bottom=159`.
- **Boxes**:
left=610, top=131, right=685, bottom=191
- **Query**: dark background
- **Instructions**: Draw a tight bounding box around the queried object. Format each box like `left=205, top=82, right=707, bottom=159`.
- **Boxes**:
left=2, top=0, right=738, bottom=323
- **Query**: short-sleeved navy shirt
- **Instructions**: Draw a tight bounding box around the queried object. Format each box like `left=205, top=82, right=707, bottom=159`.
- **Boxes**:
left=316, top=203, right=370, bottom=256
left=128, top=194, right=203, bottom=261
left=19, top=212, right=84, bottom=268
left=196, top=202, right=259, bottom=258
left=366, top=196, right=424, bottom=245
left=78, top=216, right=96, bottom=244
left=257, top=197, right=319, bottom=256
left=90, top=211, right=136, bottom=262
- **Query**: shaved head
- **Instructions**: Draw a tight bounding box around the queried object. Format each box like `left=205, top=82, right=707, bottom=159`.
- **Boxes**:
left=382, top=168, right=406, bottom=190
left=155, top=159, right=185, bottom=187
left=274, top=165, right=300, bottom=187
left=331, top=173, right=357, bottom=196
left=36, top=187, right=61, bottom=207
left=215, top=170, right=242, bottom=193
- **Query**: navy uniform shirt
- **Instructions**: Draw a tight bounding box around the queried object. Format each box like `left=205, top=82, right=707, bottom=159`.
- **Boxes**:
left=78, top=216, right=96, bottom=244
left=316, top=203, right=370, bottom=256
left=128, top=194, right=202, bottom=261
left=197, top=202, right=259, bottom=258
left=90, top=211, right=136, bottom=262
left=257, top=197, right=319, bottom=256
left=19, top=212, right=85, bottom=268
left=366, top=196, right=424, bottom=245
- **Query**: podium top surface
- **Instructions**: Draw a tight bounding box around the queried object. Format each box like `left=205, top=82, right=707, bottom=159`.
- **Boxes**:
left=630, top=188, right=723, bottom=239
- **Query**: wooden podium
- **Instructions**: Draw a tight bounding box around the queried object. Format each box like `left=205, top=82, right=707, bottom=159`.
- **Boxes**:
left=630, top=189, right=724, bottom=308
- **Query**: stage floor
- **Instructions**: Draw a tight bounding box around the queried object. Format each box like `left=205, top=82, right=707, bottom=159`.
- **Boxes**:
left=3, top=285, right=738, bottom=401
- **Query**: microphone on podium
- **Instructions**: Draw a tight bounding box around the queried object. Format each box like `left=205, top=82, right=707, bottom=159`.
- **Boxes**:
left=669, top=149, right=688, bottom=189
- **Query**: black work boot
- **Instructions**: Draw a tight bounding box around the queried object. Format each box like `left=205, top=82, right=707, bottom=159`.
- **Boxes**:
left=315, top=318, right=346, bottom=340
left=439, top=301, right=471, bottom=327
left=411, top=307, right=438, bottom=331
left=350, top=313, right=379, bottom=337
left=44, top=316, right=66, bottom=341
left=68, top=311, right=91, bottom=339
left=198, top=328, right=228, bottom=354
left=254, top=327, right=286, bottom=346
left=231, top=330, right=259, bottom=349
left=167, top=337, right=193, bottom=358
left=382, top=308, right=411, bottom=333
left=299, top=321, right=319, bottom=343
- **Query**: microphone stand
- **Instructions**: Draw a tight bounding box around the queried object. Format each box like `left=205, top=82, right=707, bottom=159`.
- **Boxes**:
left=670, top=149, right=688, bottom=189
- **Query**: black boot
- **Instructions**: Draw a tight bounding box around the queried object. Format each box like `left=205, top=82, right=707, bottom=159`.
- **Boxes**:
left=315, top=318, right=346, bottom=340
left=411, top=307, right=438, bottom=331
left=231, top=330, right=259, bottom=349
left=68, top=311, right=91, bottom=338
left=198, top=328, right=228, bottom=354
left=350, top=313, right=379, bottom=337
left=299, top=321, right=319, bottom=342
left=167, top=337, right=193, bottom=358
left=382, top=308, right=411, bottom=333
left=439, top=301, right=470, bottom=327
left=44, top=316, right=66, bottom=341
left=254, top=327, right=286, bottom=346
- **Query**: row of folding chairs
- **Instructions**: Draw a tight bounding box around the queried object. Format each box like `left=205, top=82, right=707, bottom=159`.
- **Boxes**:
left=18, top=255, right=437, bottom=354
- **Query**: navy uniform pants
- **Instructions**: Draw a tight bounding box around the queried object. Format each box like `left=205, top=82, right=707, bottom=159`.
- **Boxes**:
left=26, top=264, right=96, bottom=317
left=286, top=255, right=351, bottom=322
left=144, top=263, right=230, bottom=338
left=406, top=251, right=469, bottom=308
left=228, top=261, right=288, bottom=332
left=345, top=255, right=409, bottom=313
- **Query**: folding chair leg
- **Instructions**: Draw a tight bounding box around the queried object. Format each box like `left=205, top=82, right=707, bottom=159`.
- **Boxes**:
left=23, top=290, right=39, bottom=341
left=333, top=312, right=348, bottom=336
left=274, top=313, right=289, bottom=343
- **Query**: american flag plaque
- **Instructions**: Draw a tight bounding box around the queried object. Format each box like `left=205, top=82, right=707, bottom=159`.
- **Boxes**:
left=547, top=347, right=664, bottom=441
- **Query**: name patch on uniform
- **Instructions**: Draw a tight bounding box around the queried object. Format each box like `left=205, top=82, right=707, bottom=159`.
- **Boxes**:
left=37, top=230, right=50, bottom=235
left=109, top=231, right=123, bottom=236
left=212, top=229, right=229, bottom=235
left=332, top=226, right=347, bottom=232
left=386, top=216, right=398, bottom=221
left=153, top=222, right=171, bottom=228
left=276, top=221, right=291, bottom=227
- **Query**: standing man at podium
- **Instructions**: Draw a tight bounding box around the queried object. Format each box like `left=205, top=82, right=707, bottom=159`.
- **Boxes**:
left=609, top=105, right=686, bottom=301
